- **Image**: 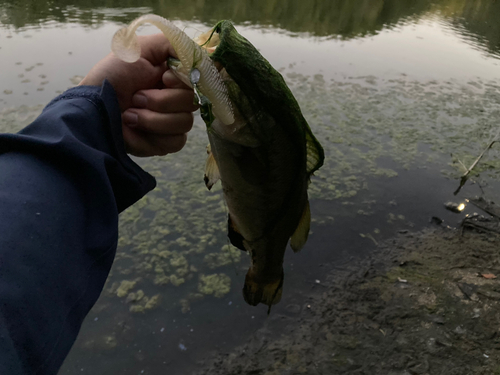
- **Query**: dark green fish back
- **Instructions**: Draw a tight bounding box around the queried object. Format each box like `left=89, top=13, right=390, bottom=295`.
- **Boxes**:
left=211, top=21, right=324, bottom=176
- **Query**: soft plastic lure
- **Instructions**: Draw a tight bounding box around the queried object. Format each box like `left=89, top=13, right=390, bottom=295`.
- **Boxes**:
left=111, top=14, right=234, bottom=125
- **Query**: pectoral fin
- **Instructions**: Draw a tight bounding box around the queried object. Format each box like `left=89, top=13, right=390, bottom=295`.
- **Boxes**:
left=204, top=144, right=220, bottom=190
left=290, top=201, right=311, bottom=252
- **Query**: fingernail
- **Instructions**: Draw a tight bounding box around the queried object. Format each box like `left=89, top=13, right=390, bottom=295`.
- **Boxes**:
left=123, top=112, right=138, bottom=126
left=132, top=94, right=148, bottom=108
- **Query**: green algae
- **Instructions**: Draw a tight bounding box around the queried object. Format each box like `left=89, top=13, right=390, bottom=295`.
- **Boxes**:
left=2, top=69, right=500, bottom=337
left=126, top=289, right=144, bottom=303
left=170, top=274, right=185, bottom=286
left=290, top=74, right=500, bottom=203
left=129, top=293, right=161, bottom=313
left=82, top=334, right=117, bottom=350
left=116, top=280, right=137, bottom=298
left=203, top=245, right=242, bottom=269
left=198, top=273, right=231, bottom=298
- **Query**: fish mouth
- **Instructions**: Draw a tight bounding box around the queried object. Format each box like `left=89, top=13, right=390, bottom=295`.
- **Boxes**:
left=194, top=27, right=221, bottom=55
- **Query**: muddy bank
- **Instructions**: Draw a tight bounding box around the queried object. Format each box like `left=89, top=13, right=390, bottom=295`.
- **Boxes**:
left=196, top=222, right=500, bottom=375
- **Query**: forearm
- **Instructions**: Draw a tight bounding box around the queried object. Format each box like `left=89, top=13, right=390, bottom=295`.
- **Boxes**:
left=0, top=81, right=155, bottom=374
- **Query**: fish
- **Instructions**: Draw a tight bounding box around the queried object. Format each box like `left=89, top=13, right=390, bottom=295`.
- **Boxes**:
left=196, top=21, right=324, bottom=308
left=112, top=16, right=324, bottom=308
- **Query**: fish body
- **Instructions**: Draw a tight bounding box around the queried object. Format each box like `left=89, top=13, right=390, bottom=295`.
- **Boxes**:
left=202, top=22, right=324, bottom=307
left=206, top=95, right=309, bottom=305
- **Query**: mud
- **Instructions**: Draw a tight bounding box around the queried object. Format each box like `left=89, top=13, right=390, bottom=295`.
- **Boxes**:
left=196, top=219, right=500, bottom=375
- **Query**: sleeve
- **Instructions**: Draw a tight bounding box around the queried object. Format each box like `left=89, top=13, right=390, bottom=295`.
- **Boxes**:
left=0, top=81, right=156, bottom=375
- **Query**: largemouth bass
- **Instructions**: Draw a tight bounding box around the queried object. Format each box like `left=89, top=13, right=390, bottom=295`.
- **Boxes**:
left=112, top=16, right=324, bottom=308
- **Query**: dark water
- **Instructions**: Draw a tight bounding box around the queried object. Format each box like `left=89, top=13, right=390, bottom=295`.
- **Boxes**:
left=1, top=1, right=500, bottom=374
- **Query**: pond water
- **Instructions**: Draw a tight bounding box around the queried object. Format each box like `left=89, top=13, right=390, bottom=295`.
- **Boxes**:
left=1, top=1, right=500, bottom=374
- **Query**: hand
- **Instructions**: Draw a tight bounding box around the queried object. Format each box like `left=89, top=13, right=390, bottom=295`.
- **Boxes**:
left=79, top=33, right=198, bottom=157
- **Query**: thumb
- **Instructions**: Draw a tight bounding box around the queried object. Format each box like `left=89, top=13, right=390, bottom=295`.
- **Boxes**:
left=138, top=33, right=178, bottom=66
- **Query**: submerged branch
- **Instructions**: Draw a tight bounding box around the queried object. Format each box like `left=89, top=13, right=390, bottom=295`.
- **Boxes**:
left=454, top=129, right=500, bottom=195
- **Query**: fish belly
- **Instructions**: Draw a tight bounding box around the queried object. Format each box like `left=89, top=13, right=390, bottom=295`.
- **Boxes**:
left=207, top=115, right=308, bottom=306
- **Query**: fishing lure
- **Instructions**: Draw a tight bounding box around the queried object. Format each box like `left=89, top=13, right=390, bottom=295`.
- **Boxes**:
left=111, top=14, right=234, bottom=125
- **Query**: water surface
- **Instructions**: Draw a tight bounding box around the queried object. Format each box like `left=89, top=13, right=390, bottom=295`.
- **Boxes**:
left=1, top=1, right=500, bottom=374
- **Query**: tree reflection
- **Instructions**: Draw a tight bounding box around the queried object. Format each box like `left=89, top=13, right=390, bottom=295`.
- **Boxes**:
left=0, top=0, right=498, bottom=56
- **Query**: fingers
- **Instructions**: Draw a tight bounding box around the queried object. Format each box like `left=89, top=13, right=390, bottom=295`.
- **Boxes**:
left=123, top=126, right=188, bottom=157
left=121, top=86, right=195, bottom=156
left=138, top=34, right=178, bottom=66
left=130, top=88, right=198, bottom=113
left=120, top=71, right=199, bottom=157
left=123, top=110, right=194, bottom=135
left=163, top=70, right=192, bottom=89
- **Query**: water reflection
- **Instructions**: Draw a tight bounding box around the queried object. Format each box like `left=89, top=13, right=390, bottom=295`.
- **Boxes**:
left=0, top=0, right=499, bottom=58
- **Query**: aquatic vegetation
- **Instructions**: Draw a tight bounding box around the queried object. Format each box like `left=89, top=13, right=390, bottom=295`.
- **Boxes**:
left=129, top=293, right=161, bottom=313
left=198, top=273, right=231, bottom=298
left=126, top=289, right=144, bottom=303
left=116, top=280, right=137, bottom=297
left=1, top=72, right=499, bottom=317
left=203, top=245, right=241, bottom=269
left=289, top=74, right=500, bottom=201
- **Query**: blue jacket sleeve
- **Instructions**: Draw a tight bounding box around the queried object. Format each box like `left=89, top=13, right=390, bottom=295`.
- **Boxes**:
left=0, top=81, right=156, bottom=374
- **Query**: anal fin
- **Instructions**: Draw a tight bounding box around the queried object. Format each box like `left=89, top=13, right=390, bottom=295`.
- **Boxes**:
left=290, top=201, right=311, bottom=252
left=204, top=144, right=220, bottom=190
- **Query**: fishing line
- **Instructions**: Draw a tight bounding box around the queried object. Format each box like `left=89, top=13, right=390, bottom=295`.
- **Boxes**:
left=191, top=67, right=240, bottom=276
left=220, top=187, right=240, bottom=277
left=210, top=143, right=240, bottom=277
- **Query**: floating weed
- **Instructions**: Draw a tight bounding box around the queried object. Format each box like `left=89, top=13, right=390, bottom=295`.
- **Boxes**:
left=198, top=274, right=231, bottom=298
left=126, top=290, right=145, bottom=303
left=116, top=280, right=138, bottom=298
left=288, top=73, right=500, bottom=204
left=129, top=294, right=161, bottom=313
left=2, top=70, right=500, bottom=334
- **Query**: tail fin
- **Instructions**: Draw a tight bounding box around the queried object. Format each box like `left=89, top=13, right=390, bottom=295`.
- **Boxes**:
left=242, top=268, right=284, bottom=307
